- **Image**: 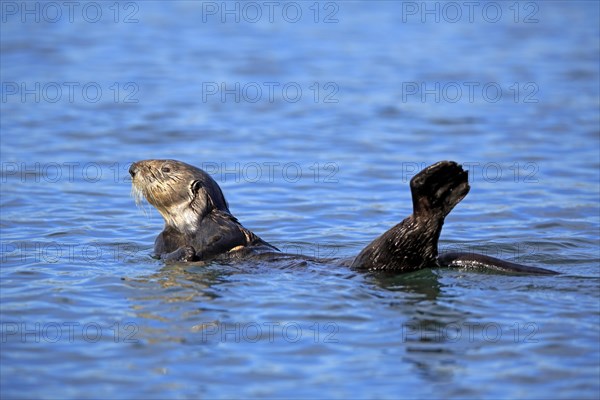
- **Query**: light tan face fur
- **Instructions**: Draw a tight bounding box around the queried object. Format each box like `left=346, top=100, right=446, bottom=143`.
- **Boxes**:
left=130, top=159, right=216, bottom=231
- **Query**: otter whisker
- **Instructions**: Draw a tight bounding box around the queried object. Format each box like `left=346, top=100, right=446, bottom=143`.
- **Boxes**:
left=130, top=184, right=152, bottom=216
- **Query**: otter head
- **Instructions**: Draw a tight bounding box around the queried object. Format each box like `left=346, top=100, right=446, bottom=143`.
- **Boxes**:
left=129, top=159, right=229, bottom=232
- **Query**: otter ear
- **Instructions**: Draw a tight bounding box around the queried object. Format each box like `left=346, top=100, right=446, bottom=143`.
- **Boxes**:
left=191, top=180, right=203, bottom=193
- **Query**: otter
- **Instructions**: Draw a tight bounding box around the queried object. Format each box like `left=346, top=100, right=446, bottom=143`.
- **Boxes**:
left=129, top=159, right=558, bottom=275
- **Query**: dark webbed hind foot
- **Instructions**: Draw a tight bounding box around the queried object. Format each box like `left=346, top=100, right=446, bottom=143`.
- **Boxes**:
left=410, top=161, right=470, bottom=219
left=351, top=161, right=470, bottom=272
left=439, top=252, right=560, bottom=275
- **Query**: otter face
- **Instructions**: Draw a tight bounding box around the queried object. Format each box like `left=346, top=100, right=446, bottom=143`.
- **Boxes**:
left=129, top=159, right=229, bottom=231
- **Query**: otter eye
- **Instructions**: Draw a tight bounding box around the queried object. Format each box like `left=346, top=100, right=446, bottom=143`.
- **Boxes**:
left=161, top=166, right=171, bottom=173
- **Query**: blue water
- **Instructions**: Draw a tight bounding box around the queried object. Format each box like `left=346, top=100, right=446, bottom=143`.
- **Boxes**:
left=1, top=1, right=599, bottom=399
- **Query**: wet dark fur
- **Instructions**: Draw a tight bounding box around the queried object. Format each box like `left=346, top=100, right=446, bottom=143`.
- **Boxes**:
left=350, top=161, right=468, bottom=272
left=130, top=159, right=558, bottom=275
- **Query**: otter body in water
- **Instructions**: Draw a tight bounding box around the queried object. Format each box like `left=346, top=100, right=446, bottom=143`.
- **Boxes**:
left=130, top=159, right=557, bottom=275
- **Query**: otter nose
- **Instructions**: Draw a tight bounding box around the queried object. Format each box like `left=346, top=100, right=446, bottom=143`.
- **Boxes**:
left=129, top=163, right=138, bottom=178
